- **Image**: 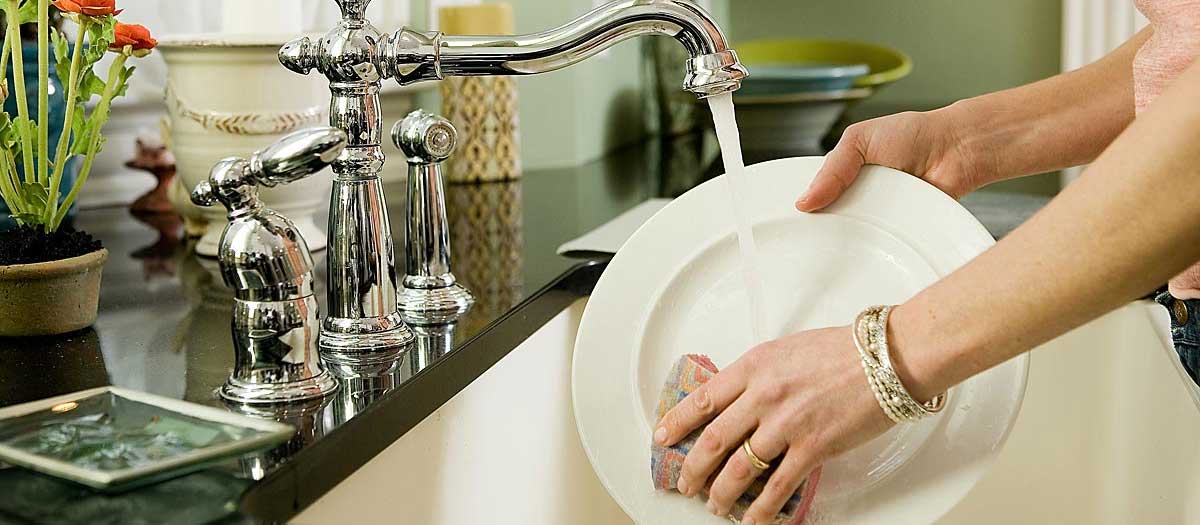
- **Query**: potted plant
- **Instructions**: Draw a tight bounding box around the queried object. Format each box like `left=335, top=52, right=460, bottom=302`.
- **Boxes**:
left=0, top=0, right=155, bottom=336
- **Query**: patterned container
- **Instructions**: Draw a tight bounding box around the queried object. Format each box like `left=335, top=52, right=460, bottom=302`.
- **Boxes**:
left=445, top=181, right=524, bottom=334
left=439, top=4, right=522, bottom=183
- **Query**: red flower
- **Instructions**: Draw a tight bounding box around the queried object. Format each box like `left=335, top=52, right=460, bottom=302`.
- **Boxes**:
left=111, top=23, right=156, bottom=52
left=52, top=0, right=121, bottom=16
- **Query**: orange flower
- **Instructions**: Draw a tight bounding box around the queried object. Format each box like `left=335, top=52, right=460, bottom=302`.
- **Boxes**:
left=52, top=0, right=121, bottom=16
left=111, top=23, right=157, bottom=52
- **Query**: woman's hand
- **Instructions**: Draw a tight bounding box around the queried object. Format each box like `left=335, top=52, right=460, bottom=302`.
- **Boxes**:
left=796, top=106, right=993, bottom=212
left=653, top=326, right=894, bottom=523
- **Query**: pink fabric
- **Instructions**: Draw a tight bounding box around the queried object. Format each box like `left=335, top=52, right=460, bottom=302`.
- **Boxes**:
left=1134, top=0, right=1200, bottom=298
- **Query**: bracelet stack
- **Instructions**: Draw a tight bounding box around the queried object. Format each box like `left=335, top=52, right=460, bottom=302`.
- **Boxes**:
left=852, top=305, right=946, bottom=423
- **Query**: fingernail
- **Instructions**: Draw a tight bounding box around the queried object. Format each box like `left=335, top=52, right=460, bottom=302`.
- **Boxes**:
left=706, top=500, right=718, bottom=515
left=654, top=426, right=668, bottom=445
left=676, top=477, right=689, bottom=495
left=743, top=518, right=756, bottom=525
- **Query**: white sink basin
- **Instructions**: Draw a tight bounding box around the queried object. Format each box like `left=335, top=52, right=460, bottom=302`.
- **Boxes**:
left=942, top=301, right=1200, bottom=523
left=296, top=299, right=629, bottom=525
left=297, top=300, right=1200, bottom=524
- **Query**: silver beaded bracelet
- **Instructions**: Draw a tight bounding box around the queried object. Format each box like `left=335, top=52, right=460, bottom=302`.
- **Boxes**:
left=852, top=305, right=946, bottom=423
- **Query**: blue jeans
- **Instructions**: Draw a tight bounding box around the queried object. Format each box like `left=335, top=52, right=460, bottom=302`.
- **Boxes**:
left=1155, top=290, right=1200, bottom=386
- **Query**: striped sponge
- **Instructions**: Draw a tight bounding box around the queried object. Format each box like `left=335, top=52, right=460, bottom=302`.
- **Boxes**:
left=650, top=354, right=821, bottom=525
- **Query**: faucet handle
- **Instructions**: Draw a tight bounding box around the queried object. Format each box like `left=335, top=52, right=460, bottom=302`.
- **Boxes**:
left=191, top=157, right=257, bottom=214
left=191, top=127, right=347, bottom=214
left=391, top=110, right=457, bottom=165
left=190, top=180, right=218, bottom=208
left=251, top=126, right=348, bottom=187
left=279, top=36, right=319, bottom=75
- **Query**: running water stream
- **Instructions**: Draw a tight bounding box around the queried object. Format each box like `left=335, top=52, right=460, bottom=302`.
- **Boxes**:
left=707, top=93, right=767, bottom=344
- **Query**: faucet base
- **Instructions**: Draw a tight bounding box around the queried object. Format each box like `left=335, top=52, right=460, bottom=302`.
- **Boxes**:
left=220, top=369, right=340, bottom=405
left=319, top=316, right=414, bottom=367
left=398, top=284, right=474, bottom=325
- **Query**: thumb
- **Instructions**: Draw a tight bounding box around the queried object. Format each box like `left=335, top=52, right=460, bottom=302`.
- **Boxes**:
left=796, top=133, right=867, bottom=212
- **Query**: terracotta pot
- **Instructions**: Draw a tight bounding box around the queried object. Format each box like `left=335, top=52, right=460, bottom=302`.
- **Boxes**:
left=0, top=249, right=108, bottom=337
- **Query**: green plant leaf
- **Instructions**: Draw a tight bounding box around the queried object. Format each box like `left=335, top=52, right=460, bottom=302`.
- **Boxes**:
left=68, top=103, right=91, bottom=155
left=83, top=16, right=116, bottom=63
left=9, top=116, right=35, bottom=163
left=76, top=67, right=104, bottom=101
left=113, top=64, right=134, bottom=98
left=89, top=132, right=104, bottom=154
left=16, top=0, right=37, bottom=25
left=51, top=26, right=68, bottom=61
left=51, top=27, right=71, bottom=83
left=0, top=112, right=15, bottom=150
left=20, top=181, right=48, bottom=211
left=12, top=212, right=42, bottom=226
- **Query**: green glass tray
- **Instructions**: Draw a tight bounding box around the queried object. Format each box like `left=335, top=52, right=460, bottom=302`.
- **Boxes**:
left=0, top=387, right=292, bottom=492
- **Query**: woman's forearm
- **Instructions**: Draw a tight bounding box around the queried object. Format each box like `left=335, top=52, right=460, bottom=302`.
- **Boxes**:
left=889, top=55, right=1200, bottom=401
left=942, top=27, right=1150, bottom=187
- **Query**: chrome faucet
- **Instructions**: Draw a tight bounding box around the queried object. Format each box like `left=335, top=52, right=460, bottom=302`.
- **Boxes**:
left=190, top=127, right=347, bottom=405
left=279, top=0, right=746, bottom=353
left=393, top=110, right=474, bottom=324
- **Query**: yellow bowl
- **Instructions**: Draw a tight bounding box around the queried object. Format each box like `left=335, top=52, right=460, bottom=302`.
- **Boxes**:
left=735, top=39, right=912, bottom=89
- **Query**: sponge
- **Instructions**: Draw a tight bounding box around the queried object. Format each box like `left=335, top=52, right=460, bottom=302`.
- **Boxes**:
left=650, top=354, right=821, bottom=525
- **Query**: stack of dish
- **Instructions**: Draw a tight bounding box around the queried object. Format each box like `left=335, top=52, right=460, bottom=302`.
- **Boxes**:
left=720, top=39, right=912, bottom=156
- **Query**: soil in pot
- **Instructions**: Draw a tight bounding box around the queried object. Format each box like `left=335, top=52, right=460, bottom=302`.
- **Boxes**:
left=0, top=227, right=108, bottom=336
left=0, top=226, right=103, bottom=266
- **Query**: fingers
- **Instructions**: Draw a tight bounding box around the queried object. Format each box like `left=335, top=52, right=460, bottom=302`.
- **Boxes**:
left=705, top=429, right=788, bottom=517
left=743, top=451, right=820, bottom=525
left=796, top=127, right=867, bottom=212
left=656, top=363, right=748, bottom=448
left=675, top=394, right=759, bottom=498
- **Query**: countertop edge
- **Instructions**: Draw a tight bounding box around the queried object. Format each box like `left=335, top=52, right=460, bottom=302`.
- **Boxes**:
left=238, top=260, right=608, bottom=523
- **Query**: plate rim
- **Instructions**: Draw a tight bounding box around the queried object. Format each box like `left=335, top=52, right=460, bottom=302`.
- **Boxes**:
left=571, top=156, right=1030, bottom=524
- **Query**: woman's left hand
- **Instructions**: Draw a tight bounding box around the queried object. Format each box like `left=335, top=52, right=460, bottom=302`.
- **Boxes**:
left=653, top=326, right=894, bottom=523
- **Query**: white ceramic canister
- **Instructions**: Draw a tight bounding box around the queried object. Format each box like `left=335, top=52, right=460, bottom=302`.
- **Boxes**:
left=158, top=35, right=330, bottom=257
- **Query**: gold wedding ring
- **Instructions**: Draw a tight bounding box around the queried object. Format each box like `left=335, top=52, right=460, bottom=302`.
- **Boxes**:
left=742, top=439, right=771, bottom=470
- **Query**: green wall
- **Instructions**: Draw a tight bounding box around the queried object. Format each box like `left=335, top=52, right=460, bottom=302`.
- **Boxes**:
left=727, top=0, right=1064, bottom=194
left=413, top=1, right=1064, bottom=192
left=414, top=0, right=652, bottom=170
left=414, top=0, right=738, bottom=170
left=727, top=0, right=1062, bottom=114
left=501, top=0, right=645, bottom=169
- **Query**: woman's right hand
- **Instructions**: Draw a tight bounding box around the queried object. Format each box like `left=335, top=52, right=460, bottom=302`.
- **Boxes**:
left=796, top=105, right=994, bottom=212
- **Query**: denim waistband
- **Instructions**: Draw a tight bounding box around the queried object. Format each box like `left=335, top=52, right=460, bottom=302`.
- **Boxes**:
left=1154, top=289, right=1200, bottom=385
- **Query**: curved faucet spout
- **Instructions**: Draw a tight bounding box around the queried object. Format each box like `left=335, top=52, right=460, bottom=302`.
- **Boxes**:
left=386, top=0, right=747, bottom=97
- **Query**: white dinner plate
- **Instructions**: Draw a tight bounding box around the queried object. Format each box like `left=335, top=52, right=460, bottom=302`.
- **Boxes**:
left=572, top=157, right=1029, bottom=524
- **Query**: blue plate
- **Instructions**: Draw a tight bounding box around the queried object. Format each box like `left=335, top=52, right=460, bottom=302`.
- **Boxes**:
left=739, top=62, right=870, bottom=96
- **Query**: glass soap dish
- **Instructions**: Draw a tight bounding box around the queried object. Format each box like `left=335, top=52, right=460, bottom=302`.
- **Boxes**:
left=0, top=387, right=293, bottom=491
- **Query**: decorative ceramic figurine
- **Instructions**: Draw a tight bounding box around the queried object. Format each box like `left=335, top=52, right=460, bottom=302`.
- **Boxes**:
left=126, top=136, right=177, bottom=214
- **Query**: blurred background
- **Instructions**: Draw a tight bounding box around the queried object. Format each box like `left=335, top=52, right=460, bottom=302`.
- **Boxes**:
left=81, top=0, right=1144, bottom=209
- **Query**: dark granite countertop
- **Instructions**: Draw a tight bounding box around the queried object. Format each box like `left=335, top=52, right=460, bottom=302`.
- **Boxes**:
left=0, top=131, right=1049, bottom=524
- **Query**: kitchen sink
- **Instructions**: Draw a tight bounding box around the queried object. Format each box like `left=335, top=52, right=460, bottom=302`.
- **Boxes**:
left=297, top=300, right=1200, bottom=523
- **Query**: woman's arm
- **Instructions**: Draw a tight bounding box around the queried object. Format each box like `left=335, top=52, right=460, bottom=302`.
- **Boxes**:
left=892, top=54, right=1200, bottom=400
left=950, top=26, right=1149, bottom=182
left=658, top=49, right=1200, bottom=525
left=798, top=27, right=1151, bottom=211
